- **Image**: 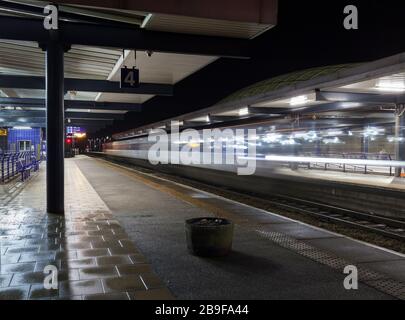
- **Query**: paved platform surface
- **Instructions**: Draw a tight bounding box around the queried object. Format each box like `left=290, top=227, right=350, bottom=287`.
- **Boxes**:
left=0, top=158, right=174, bottom=300
left=74, top=156, right=405, bottom=300
left=257, top=166, right=405, bottom=191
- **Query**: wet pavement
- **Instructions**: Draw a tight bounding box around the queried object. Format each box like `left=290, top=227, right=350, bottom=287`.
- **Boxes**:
left=1, top=155, right=404, bottom=300
left=0, top=158, right=174, bottom=300
left=76, top=156, right=404, bottom=300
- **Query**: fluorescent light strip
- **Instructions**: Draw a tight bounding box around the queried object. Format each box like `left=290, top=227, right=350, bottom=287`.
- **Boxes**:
left=240, top=155, right=405, bottom=168
left=289, top=95, right=308, bottom=106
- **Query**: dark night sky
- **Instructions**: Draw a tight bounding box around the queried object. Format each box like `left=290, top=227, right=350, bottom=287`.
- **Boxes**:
left=95, top=0, right=405, bottom=137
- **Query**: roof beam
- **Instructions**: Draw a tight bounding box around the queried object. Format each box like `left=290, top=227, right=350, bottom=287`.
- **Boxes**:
left=208, top=115, right=242, bottom=122
left=0, top=120, right=113, bottom=128
left=0, top=97, right=141, bottom=112
left=316, top=91, right=405, bottom=105
left=0, top=116, right=114, bottom=125
left=0, top=110, right=124, bottom=120
left=248, top=106, right=288, bottom=115
left=65, top=112, right=124, bottom=120
left=290, top=102, right=381, bottom=114
left=0, top=16, right=250, bottom=58
left=182, top=121, right=211, bottom=127
left=0, top=75, right=173, bottom=96
left=48, top=0, right=278, bottom=25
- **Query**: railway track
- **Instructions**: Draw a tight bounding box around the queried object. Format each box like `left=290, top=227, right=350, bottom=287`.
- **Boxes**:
left=254, top=194, right=405, bottom=241
left=143, top=168, right=405, bottom=242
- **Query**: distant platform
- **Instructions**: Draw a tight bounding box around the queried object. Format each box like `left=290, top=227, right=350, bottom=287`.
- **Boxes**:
left=255, top=165, right=405, bottom=191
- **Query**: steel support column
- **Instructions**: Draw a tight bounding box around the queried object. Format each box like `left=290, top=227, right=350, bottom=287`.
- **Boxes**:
left=44, top=39, right=66, bottom=214
left=361, top=126, right=369, bottom=155
left=395, top=105, right=405, bottom=177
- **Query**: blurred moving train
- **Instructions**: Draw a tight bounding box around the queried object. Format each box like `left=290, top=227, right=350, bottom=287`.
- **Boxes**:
left=100, top=123, right=405, bottom=218
left=102, top=123, right=402, bottom=176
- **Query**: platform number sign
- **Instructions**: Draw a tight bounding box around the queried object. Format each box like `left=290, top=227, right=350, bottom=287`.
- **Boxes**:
left=121, top=67, right=140, bottom=88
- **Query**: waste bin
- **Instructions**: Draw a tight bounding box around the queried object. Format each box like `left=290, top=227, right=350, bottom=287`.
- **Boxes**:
left=185, top=217, right=234, bottom=257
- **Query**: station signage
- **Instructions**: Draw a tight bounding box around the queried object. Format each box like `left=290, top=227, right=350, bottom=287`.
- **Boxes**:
left=120, top=67, right=140, bottom=88
left=0, top=129, right=7, bottom=136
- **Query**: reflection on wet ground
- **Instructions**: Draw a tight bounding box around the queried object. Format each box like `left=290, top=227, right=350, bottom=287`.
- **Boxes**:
left=0, top=159, right=174, bottom=300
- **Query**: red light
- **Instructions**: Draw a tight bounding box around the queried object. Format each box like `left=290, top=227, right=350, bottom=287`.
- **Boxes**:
left=66, top=138, right=72, bottom=144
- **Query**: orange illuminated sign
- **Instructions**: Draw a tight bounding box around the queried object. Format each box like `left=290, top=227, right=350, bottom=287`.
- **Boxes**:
left=0, top=129, right=7, bottom=136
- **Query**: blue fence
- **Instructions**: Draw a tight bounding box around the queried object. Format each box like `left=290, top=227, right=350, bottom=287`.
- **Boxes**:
left=0, top=151, right=41, bottom=183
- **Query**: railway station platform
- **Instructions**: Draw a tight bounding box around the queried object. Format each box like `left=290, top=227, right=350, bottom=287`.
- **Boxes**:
left=1, top=155, right=405, bottom=300
left=255, top=166, right=405, bottom=191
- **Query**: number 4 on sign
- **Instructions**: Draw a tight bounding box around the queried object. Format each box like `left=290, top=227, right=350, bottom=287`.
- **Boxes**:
left=120, top=67, right=140, bottom=88
left=125, top=72, right=136, bottom=86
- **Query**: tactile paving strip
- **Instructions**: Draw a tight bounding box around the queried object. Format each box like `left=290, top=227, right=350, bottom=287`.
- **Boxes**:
left=255, top=229, right=405, bottom=300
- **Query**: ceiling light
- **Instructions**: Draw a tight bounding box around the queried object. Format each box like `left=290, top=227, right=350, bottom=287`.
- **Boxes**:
left=289, top=95, right=308, bottom=106
left=375, top=80, right=405, bottom=92
left=13, top=126, right=31, bottom=130
left=239, top=108, right=249, bottom=116
left=69, top=91, right=77, bottom=100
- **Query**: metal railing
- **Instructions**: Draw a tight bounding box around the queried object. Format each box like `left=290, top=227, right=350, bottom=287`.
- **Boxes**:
left=0, top=151, right=41, bottom=183
left=286, top=152, right=398, bottom=176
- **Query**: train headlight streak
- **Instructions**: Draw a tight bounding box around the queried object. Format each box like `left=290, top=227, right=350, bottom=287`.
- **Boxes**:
left=263, top=133, right=283, bottom=143
left=326, top=130, right=343, bottom=136
left=323, top=137, right=342, bottom=144
left=363, top=127, right=385, bottom=137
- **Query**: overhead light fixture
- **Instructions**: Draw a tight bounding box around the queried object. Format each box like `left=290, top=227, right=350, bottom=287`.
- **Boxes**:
left=375, top=80, right=405, bottom=92
left=289, top=95, right=308, bottom=106
left=206, top=115, right=211, bottom=122
left=69, top=91, right=77, bottom=100
left=74, top=132, right=86, bottom=139
left=13, top=126, right=31, bottom=130
left=239, top=108, right=249, bottom=116
left=141, top=13, right=153, bottom=28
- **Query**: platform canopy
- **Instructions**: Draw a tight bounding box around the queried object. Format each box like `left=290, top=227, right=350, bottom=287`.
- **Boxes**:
left=114, top=52, right=405, bottom=139
left=0, top=0, right=278, bottom=132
